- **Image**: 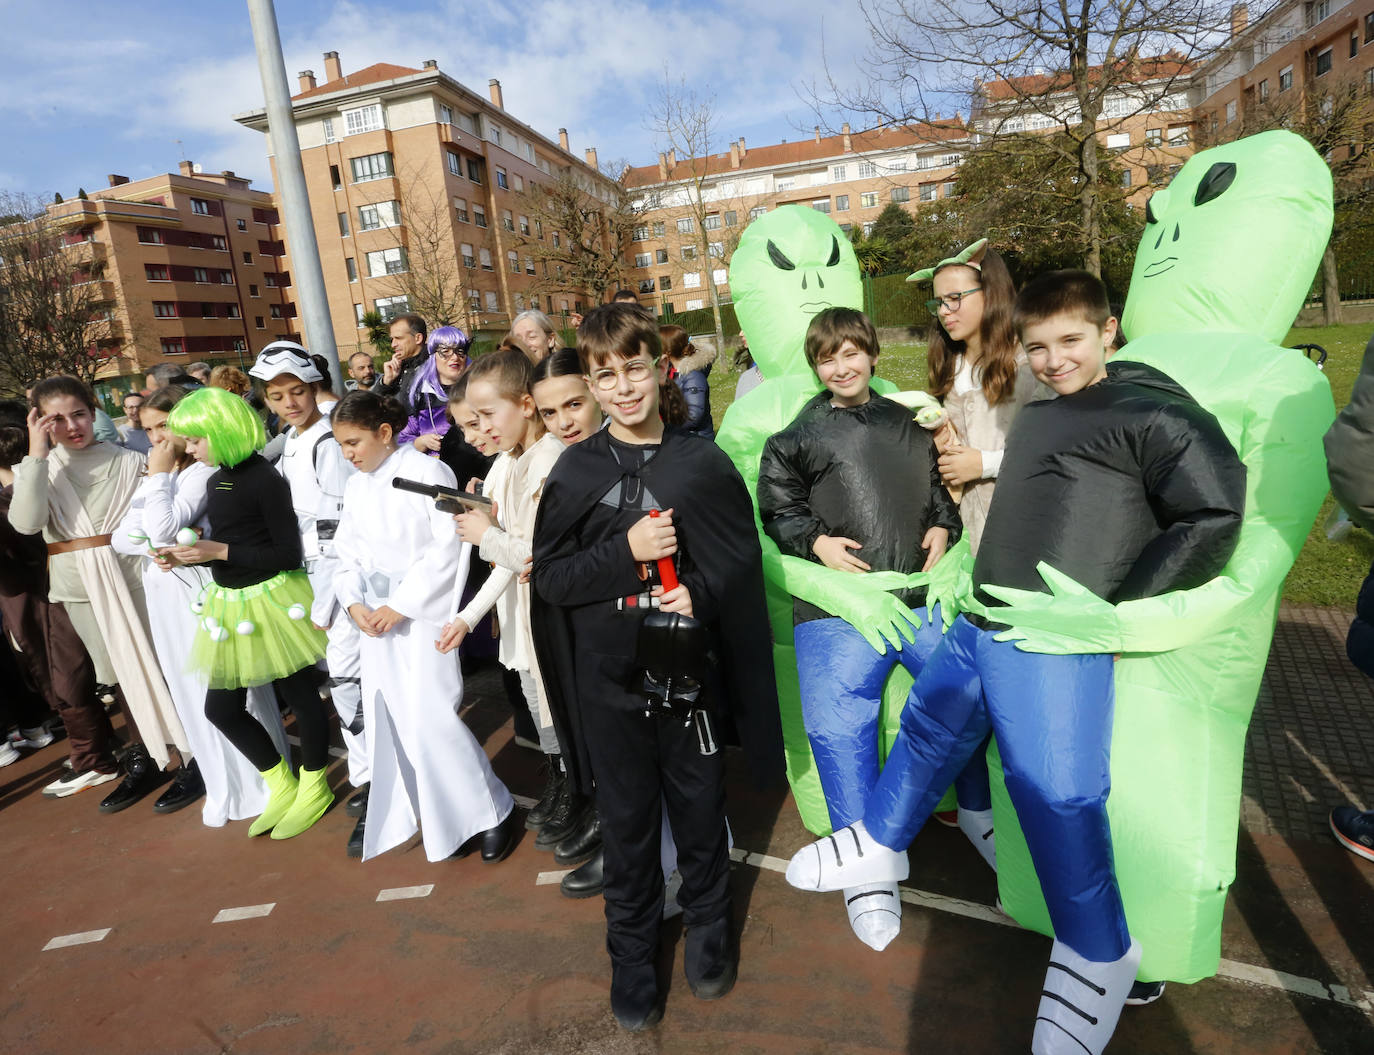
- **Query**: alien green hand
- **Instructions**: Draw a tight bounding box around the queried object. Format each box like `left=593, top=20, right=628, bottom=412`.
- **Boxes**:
left=923, top=537, right=972, bottom=629
left=981, top=562, right=1123, bottom=655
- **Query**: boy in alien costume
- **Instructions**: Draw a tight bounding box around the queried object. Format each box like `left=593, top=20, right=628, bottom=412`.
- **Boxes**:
left=979, top=130, right=1335, bottom=986
left=716, top=206, right=967, bottom=838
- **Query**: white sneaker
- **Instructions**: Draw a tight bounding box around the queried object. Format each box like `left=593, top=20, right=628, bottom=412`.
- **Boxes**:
left=845, top=882, right=902, bottom=951
left=957, top=806, right=997, bottom=872
left=42, top=768, right=119, bottom=798
left=785, top=821, right=909, bottom=892
left=12, top=725, right=55, bottom=750
left=662, top=869, right=683, bottom=921
left=0, top=742, right=20, bottom=767
left=1032, top=938, right=1143, bottom=1055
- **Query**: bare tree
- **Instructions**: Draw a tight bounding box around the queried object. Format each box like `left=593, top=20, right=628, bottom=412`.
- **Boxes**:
left=815, top=0, right=1249, bottom=275
left=0, top=191, right=122, bottom=394
left=517, top=165, right=636, bottom=304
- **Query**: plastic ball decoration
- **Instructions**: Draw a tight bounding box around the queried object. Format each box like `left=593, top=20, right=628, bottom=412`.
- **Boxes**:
left=287, top=603, right=307, bottom=621
left=235, top=620, right=256, bottom=637
left=210, top=626, right=230, bottom=643
left=190, top=600, right=205, bottom=615
left=202, top=616, right=220, bottom=633
left=175, top=527, right=200, bottom=547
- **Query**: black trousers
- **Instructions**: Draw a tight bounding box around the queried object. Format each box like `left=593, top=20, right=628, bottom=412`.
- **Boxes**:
left=582, top=701, right=730, bottom=969
left=205, top=666, right=328, bottom=772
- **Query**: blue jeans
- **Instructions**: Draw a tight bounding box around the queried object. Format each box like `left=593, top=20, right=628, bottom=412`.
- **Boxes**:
left=864, top=615, right=1129, bottom=962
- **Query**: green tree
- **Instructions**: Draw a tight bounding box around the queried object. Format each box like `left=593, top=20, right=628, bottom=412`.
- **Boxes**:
left=847, top=226, right=893, bottom=276
left=358, top=311, right=392, bottom=357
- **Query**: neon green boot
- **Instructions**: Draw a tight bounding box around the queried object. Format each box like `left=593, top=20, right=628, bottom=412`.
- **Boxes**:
left=270, top=766, right=334, bottom=839
left=248, top=758, right=298, bottom=837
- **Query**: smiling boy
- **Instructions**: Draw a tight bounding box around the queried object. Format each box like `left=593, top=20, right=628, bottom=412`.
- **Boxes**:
left=783, top=271, right=1248, bottom=1055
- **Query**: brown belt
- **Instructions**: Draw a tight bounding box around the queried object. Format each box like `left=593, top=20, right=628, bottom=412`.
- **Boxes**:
left=47, top=534, right=113, bottom=556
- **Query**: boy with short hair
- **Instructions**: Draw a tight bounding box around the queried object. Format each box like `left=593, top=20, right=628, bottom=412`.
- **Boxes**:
left=757, top=307, right=961, bottom=951
left=785, top=271, right=1247, bottom=1055
left=532, top=304, right=782, bottom=1031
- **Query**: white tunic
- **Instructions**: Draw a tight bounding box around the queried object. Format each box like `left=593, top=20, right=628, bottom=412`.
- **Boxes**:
left=112, top=463, right=289, bottom=825
left=335, top=446, right=513, bottom=862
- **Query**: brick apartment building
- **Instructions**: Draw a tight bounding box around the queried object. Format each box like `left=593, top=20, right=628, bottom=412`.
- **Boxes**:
left=234, top=51, right=619, bottom=357
left=45, top=164, right=292, bottom=402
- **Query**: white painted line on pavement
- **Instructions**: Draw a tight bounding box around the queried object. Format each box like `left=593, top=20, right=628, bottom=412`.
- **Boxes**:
left=212, top=903, right=276, bottom=923
left=43, top=928, right=111, bottom=951
left=536, top=870, right=572, bottom=885
left=376, top=884, right=435, bottom=902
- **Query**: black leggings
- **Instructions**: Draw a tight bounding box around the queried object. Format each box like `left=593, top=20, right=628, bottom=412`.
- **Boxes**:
left=205, top=666, right=328, bottom=772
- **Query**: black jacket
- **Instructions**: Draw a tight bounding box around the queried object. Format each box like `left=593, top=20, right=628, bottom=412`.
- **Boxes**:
left=531, top=427, right=784, bottom=795
left=974, top=360, right=1246, bottom=609
left=757, top=390, right=962, bottom=621
left=373, top=352, right=430, bottom=416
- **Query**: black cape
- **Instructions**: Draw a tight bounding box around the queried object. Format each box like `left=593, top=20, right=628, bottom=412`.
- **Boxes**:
left=530, top=426, right=784, bottom=795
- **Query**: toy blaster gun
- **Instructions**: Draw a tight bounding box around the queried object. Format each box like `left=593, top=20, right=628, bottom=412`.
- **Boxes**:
left=391, top=476, right=494, bottom=515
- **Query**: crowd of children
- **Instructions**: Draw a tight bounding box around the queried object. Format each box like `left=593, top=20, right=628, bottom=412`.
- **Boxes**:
left=1, top=248, right=1263, bottom=1053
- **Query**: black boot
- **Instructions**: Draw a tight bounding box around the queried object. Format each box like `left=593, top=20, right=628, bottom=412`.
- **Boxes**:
left=610, top=961, right=662, bottom=1031
left=98, top=744, right=160, bottom=814
left=553, top=808, right=601, bottom=866
left=480, top=810, right=517, bottom=863
left=347, top=815, right=366, bottom=858
left=685, top=915, right=737, bottom=1000
left=560, top=848, right=605, bottom=899
left=346, top=784, right=370, bottom=818
left=535, top=788, right=588, bottom=851
left=525, top=756, right=564, bottom=831
left=153, top=758, right=205, bottom=814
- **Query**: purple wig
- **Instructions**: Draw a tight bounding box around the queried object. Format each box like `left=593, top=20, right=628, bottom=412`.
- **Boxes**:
left=408, top=326, right=472, bottom=404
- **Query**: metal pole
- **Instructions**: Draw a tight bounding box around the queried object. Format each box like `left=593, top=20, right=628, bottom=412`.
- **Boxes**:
left=245, top=0, right=343, bottom=394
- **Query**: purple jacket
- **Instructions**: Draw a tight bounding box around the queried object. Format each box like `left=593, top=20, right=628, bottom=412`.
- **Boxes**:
left=395, top=384, right=452, bottom=452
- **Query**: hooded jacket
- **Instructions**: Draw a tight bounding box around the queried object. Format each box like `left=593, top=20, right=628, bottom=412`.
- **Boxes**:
left=670, top=344, right=718, bottom=439
left=757, top=389, right=962, bottom=622
left=974, top=360, right=1246, bottom=609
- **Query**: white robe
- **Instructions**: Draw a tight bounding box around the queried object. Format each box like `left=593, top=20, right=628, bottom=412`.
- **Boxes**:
left=335, top=446, right=514, bottom=862
left=112, top=463, right=289, bottom=825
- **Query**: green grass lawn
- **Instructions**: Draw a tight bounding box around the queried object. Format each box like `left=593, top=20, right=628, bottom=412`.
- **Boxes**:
left=709, top=323, right=1374, bottom=608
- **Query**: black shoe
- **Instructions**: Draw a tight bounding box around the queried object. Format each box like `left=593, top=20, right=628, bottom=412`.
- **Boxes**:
left=98, top=745, right=161, bottom=814
left=95, top=683, right=118, bottom=711
left=346, top=784, right=370, bottom=818
left=152, top=759, right=204, bottom=814
left=553, top=808, right=601, bottom=866
left=535, top=791, right=588, bottom=851
left=685, top=916, right=737, bottom=1001
left=560, top=848, right=605, bottom=899
left=347, top=815, right=366, bottom=858
left=481, top=811, right=517, bottom=863
left=610, top=962, right=662, bottom=1031
left=525, top=757, right=564, bottom=831
left=1125, top=979, right=1166, bottom=1006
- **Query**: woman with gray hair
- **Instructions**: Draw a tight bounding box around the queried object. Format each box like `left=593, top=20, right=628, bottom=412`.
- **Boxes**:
left=510, top=310, right=561, bottom=363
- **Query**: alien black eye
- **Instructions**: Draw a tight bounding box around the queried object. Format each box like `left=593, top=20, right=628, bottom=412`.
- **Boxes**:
left=766, top=239, right=795, bottom=271
left=826, top=235, right=841, bottom=267
left=1193, top=162, right=1237, bottom=206
left=1145, top=196, right=1158, bottom=225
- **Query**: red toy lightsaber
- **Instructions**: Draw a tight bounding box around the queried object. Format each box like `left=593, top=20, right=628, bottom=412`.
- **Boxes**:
left=649, top=509, right=678, bottom=590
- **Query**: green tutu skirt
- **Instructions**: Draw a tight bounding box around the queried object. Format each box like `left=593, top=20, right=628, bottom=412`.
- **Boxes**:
left=188, top=570, right=327, bottom=690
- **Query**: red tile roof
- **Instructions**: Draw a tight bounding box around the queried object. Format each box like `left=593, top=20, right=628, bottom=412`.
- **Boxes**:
left=292, top=62, right=424, bottom=101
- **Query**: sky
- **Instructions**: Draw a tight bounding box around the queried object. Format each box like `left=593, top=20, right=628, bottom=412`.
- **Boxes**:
left=0, top=0, right=879, bottom=197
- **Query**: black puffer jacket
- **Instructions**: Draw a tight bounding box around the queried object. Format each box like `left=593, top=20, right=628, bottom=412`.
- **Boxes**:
left=758, top=390, right=962, bottom=622
left=974, top=360, right=1246, bottom=609
left=373, top=352, right=430, bottom=416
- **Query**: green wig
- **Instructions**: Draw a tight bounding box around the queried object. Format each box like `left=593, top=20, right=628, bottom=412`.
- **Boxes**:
left=166, top=385, right=265, bottom=468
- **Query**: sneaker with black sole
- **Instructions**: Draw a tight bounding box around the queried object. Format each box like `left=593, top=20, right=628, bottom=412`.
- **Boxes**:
left=98, top=746, right=161, bottom=814
left=345, top=784, right=370, bottom=818
left=0, top=742, right=20, bottom=767
left=1126, top=980, right=1166, bottom=1006
left=9, top=725, right=55, bottom=751
left=153, top=760, right=205, bottom=814
left=43, top=768, right=119, bottom=797
left=1330, top=806, right=1374, bottom=862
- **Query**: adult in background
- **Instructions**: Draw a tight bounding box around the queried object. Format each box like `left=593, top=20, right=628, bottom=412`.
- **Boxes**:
left=511, top=309, right=561, bottom=363
left=186, top=362, right=212, bottom=385
left=375, top=314, right=429, bottom=413
left=209, top=365, right=253, bottom=398
left=396, top=326, right=470, bottom=455
left=120, top=392, right=152, bottom=454
left=346, top=351, right=377, bottom=391
left=611, top=289, right=639, bottom=305
left=658, top=324, right=716, bottom=440
left=145, top=363, right=202, bottom=391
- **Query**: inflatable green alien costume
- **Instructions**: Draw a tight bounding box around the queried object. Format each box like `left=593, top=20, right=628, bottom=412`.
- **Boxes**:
left=981, top=130, right=1336, bottom=983
left=716, top=205, right=966, bottom=836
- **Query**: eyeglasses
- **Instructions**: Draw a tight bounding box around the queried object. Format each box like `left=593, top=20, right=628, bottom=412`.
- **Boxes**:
left=925, top=287, right=982, bottom=314
left=434, top=346, right=466, bottom=361
left=589, top=360, right=653, bottom=390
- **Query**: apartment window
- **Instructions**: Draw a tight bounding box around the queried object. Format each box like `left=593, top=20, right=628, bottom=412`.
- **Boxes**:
left=270, top=305, right=283, bottom=319
left=857, top=161, right=877, bottom=179
left=655, top=248, right=669, bottom=264
left=218, top=270, right=233, bottom=284
left=350, top=152, right=394, bottom=182
left=454, top=197, right=469, bottom=223
left=345, top=257, right=357, bottom=282
left=712, top=268, right=727, bottom=286
left=507, top=251, right=520, bottom=273
left=919, top=184, right=937, bottom=202
left=1122, top=169, right=1133, bottom=189
left=355, top=303, right=365, bottom=326
left=775, top=178, right=795, bottom=192
left=634, top=252, right=651, bottom=267
left=365, top=247, right=407, bottom=277
left=264, top=274, right=278, bottom=287
left=358, top=201, right=400, bottom=231
left=255, top=316, right=265, bottom=329
left=322, top=116, right=337, bottom=144
left=1258, top=79, right=1269, bottom=101
left=633, top=225, right=650, bottom=241
left=338, top=211, right=350, bottom=236
left=1352, top=33, right=1360, bottom=58
left=652, top=221, right=665, bottom=238
left=146, top=264, right=170, bottom=281
left=201, top=302, right=216, bottom=318
left=502, top=209, right=514, bottom=232
left=704, top=214, right=722, bottom=230
left=242, top=251, right=253, bottom=265
left=211, top=234, right=226, bottom=250
left=525, top=256, right=536, bottom=276
left=343, top=103, right=383, bottom=135
left=473, top=204, right=487, bottom=228
left=519, top=215, right=530, bottom=235
left=489, top=125, right=503, bottom=147
left=535, top=220, right=543, bottom=239
left=1167, top=125, right=1190, bottom=145
left=659, top=275, right=672, bottom=291
left=233, top=338, right=247, bottom=353
left=811, top=199, right=830, bottom=213
left=677, top=217, right=695, bottom=234
left=226, top=304, right=241, bottom=319
left=681, top=245, right=697, bottom=261
left=1367, top=12, right=1374, bottom=42
left=514, top=174, right=524, bottom=192
left=374, top=295, right=410, bottom=321
left=190, top=198, right=210, bottom=216
left=749, top=206, right=766, bottom=220
left=467, top=159, right=483, bottom=183
left=1225, top=100, right=1237, bottom=124
left=891, top=187, right=911, bottom=203
left=1279, top=65, right=1293, bottom=92
left=514, top=293, right=525, bottom=312
left=330, top=165, right=342, bottom=191
left=447, top=150, right=462, bottom=176
left=137, top=226, right=163, bottom=244
left=860, top=192, right=878, bottom=208
left=479, top=247, right=493, bottom=270
left=248, top=284, right=259, bottom=297
left=708, top=242, right=724, bottom=258
left=638, top=279, right=655, bottom=294
left=160, top=337, right=186, bottom=355
left=683, top=272, right=701, bottom=289
left=832, top=164, right=847, bottom=181
left=153, top=302, right=177, bottom=318
left=1145, top=127, right=1162, bottom=147
left=193, top=267, right=209, bottom=283
left=1307, top=0, right=1330, bottom=26
left=1106, top=132, right=1130, bottom=150
left=468, top=288, right=481, bottom=310
left=461, top=243, right=475, bottom=268
left=724, top=210, right=738, bottom=226
left=496, top=167, right=509, bottom=190
left=685, top=299, right=704, bottom=310
left=552, top=232, right=560, bottom=248
left=440, top=104, right=454, bottom=125
left=835, top=195, right=849, bottom=212
left=1315, top=47, right=1332, bottom=77
left=485, top=291, right=499, bottom=313
left=236, top=218, right=247, bottom=231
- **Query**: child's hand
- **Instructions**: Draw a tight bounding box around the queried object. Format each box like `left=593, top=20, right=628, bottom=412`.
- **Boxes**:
left=26, top=407, right=55, bottom=459
left=932, top=421, right=957, bottom=453
left=938, top=445, right=984, bottom=486
left=920, top=526, right=950, bottom=572
left=348, top=602, right=379, bottom=636
left=146, top=436, right=180, bottom=476
left=164, top=540, right=228, bottom=565
left=519, top=557, right=533, bottom=584
left=628, top=508, right=676, bottom=561
left=652, top=583, right=694, bottom=617
left=436, top=617, right=470, bottom=653
left=413, top=433, right=442, bottom=453
left=813, top=534, right=871, bottom=573
left=371, top=605, right=405, bottom=633
left=455, top=508, right=494, bottom=545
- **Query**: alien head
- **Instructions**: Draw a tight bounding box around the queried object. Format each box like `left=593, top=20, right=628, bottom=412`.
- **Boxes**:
left=1122, top=130, right=1332, bottom=344
left=729, top=205, right=863, bottom=379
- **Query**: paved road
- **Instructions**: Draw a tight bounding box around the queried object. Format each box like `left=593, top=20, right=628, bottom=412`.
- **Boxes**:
left=2, top=606, right=1372, bottom=1054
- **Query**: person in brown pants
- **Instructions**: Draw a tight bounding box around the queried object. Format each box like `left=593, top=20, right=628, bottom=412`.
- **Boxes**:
left=0, top=400, right=119, bottom=794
